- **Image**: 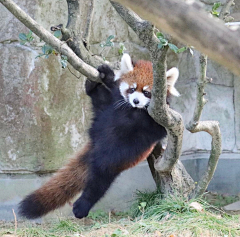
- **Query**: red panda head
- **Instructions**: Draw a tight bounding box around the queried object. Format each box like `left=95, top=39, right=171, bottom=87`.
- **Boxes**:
left=115, top=54, right=180, bottom=109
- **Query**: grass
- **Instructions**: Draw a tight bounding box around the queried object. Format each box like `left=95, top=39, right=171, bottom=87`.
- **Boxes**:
left=1, top=191, right=239, bottom=237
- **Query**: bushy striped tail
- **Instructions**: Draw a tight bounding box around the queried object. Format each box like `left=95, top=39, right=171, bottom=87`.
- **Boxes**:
left=18, top=143, right=90, bottom=219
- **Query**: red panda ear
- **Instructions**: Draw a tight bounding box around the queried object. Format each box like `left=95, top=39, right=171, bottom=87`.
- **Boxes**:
left=166, top=67, right=180, bottom=97
left=115, top=54, right=133, bottom=80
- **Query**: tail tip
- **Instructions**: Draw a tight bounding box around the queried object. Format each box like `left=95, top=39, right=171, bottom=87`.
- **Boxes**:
left=18, top=193, right=45, bottom=220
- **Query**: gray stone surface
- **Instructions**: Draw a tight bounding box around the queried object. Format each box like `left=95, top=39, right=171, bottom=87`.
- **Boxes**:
left=90, top=0, right=129, bottom=44
left=0, top=0, right=67, bottom=43
left=232, top=0, right=240, bottom=21
left=234, top=75, right=240, bottom=151
left=223, top=201, right=240, bottom=214
left=182, top=153, right=240, bottom=195
left=1, top=154, right=240, bottom=222
left=172, top=71, right=235, bottom=152
left=0, top=43, right=90, bottom=172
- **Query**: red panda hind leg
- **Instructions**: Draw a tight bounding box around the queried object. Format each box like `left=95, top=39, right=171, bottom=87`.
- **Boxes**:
left=18, top=143, right=90, bottom=219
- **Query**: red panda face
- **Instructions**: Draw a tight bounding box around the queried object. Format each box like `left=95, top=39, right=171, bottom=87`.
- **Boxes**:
left=119, top=81, right=152, bottom=108
left=119, top=60, right=153, bottom=109
left=115, top=54, right=180, bottom=109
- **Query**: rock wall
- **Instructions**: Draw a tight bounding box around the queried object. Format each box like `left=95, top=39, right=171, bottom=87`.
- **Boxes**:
left=0, top=0, right=239, bottom=221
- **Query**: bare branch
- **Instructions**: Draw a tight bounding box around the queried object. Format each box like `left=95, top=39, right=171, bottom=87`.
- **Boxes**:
left=219, top=0, right=235, bottom=22
left=186, top=53, right=222, bottom=197
left=62, top=0, right=118, bottom=69
left=0, top=0, right=100, bottom=82
left=187, top=0, right=235, bottom=197
left=112, top=0, right=240, bottom=77
left=190, top=121, right=222, bottom=197
left=111, top=1, right=184, bottom=172
left=80, top=0, right=94, bottom=46
left=186, top=54, right=208, bottom=132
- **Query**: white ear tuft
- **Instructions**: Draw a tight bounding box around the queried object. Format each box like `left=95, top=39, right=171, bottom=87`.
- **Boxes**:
left=114, top=53, right=133, bottom=81
left=166, top=67, right=180, bottom=97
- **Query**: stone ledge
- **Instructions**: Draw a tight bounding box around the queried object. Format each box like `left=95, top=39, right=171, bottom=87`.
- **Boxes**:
left=223, top=201, right=240, bottom=215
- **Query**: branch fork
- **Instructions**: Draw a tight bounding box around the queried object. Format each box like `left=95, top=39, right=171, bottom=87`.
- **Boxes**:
left=111, top=1, right=185, bottom=178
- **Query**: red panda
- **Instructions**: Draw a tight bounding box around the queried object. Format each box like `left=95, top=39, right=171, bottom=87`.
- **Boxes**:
left=19, top=54, right=180, bottom=219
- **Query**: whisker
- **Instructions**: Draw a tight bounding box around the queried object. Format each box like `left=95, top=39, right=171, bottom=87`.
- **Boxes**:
left=114, top=101, right=126, bottom=109
left=114, top=99, right=129, bottom=110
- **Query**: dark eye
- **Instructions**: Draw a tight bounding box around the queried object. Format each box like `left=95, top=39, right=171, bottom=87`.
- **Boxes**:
left=127, top=88, right=135, bottom=94
left=143, top=91, right=151, bottom=98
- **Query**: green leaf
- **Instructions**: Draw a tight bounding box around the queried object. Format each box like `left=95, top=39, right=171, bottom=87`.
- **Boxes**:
left=168, top=43, right=179, bottom=53
left=20, top=40, right=27, bottom=45
left=177, top=46, right=187, bottom=53
left=26, top=30, right=32, bottom=39
left=160, top=38, right=168, bottom=46
left=212, top=2, right=221, bottom=11
left=61, top=55, right=68, bottom=68
left=106, top=35, right=115, bottom=42
left=211, top=2, right=221, bottom=17
left=140, top=202, right=147, bottom=208
left=111, top=229, right=122, bottom=237
left=156, top=32, right=164, bottom=38
left=211, top=10, right=219, bottom=17
left=158, top=43, right=163, bottom=49
left=42, top=44, right=53, bottom=55
left=35, top=54, right=45, bottom=59
left=105, top=42, right=114, bottom=47
left=19, top=33, right=27, bottom=41
left=118, top=43, right=126, bottom=55
left=54, top=30, right=62, bottom=38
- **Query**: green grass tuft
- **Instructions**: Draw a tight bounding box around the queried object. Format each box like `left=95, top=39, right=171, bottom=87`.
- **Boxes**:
left=130, top=189, right=240, bottom=236
left=0, top=191, right=239, bottom=237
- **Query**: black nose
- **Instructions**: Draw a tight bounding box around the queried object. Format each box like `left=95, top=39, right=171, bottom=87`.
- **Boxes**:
left=133, top=99, right=139, bottom=104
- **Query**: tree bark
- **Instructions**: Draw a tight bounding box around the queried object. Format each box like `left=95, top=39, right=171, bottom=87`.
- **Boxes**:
left=63, top=0, right=118, bottom=69
left=112, top=0, right=240, bottom=77
left=111, top=1, right=195, bottom=195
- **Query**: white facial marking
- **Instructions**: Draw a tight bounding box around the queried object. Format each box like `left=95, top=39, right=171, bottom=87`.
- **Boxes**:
left=132, top=83, right=137, bottom=89
left=128, top=91, right=150, bottom=108
left=143, top=85, right=150, bottom=91
left=119, top=81, right=129, bottom=100
left=114, top=53, right=133, bottom=81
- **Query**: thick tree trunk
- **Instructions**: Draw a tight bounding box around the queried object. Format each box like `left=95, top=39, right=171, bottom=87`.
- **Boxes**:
left=147, top=144, right=195, bottom=197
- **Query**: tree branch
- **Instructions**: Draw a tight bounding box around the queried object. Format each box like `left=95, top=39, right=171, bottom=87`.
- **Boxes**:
left=219, top=0, right=235, bottom=22
left=111, top=1, right=184, bottom=172
left=190, top=121, right=221, bottom=197
left=112, top=0, right=240, bottom=77
left=186, top=54, right=222, bottom=197
left=61, top=0, right=118, bottom=69
left=187, top=54, right=209, bottom=132
left=186, top=1, right=235, bottom=197
left=0, top=0, right=101, bottom=82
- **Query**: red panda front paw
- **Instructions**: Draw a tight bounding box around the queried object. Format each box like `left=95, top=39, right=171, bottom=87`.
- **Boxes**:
left=85, top=79, right=100, bottom=95
left=72, top=198, right=92, bottom=219
left=98, top=64, right=115, bottom=87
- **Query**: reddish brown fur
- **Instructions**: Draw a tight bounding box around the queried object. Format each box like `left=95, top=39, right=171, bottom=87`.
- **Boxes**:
left=121, top=60, right=174, bottom=94
left=119, top=143, right=156, bottom=172
left=33, top=143, right=90, bottom=212
left=121, top=60, right=153, bottom=91
left=26, top=139, right=154, bottom=215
